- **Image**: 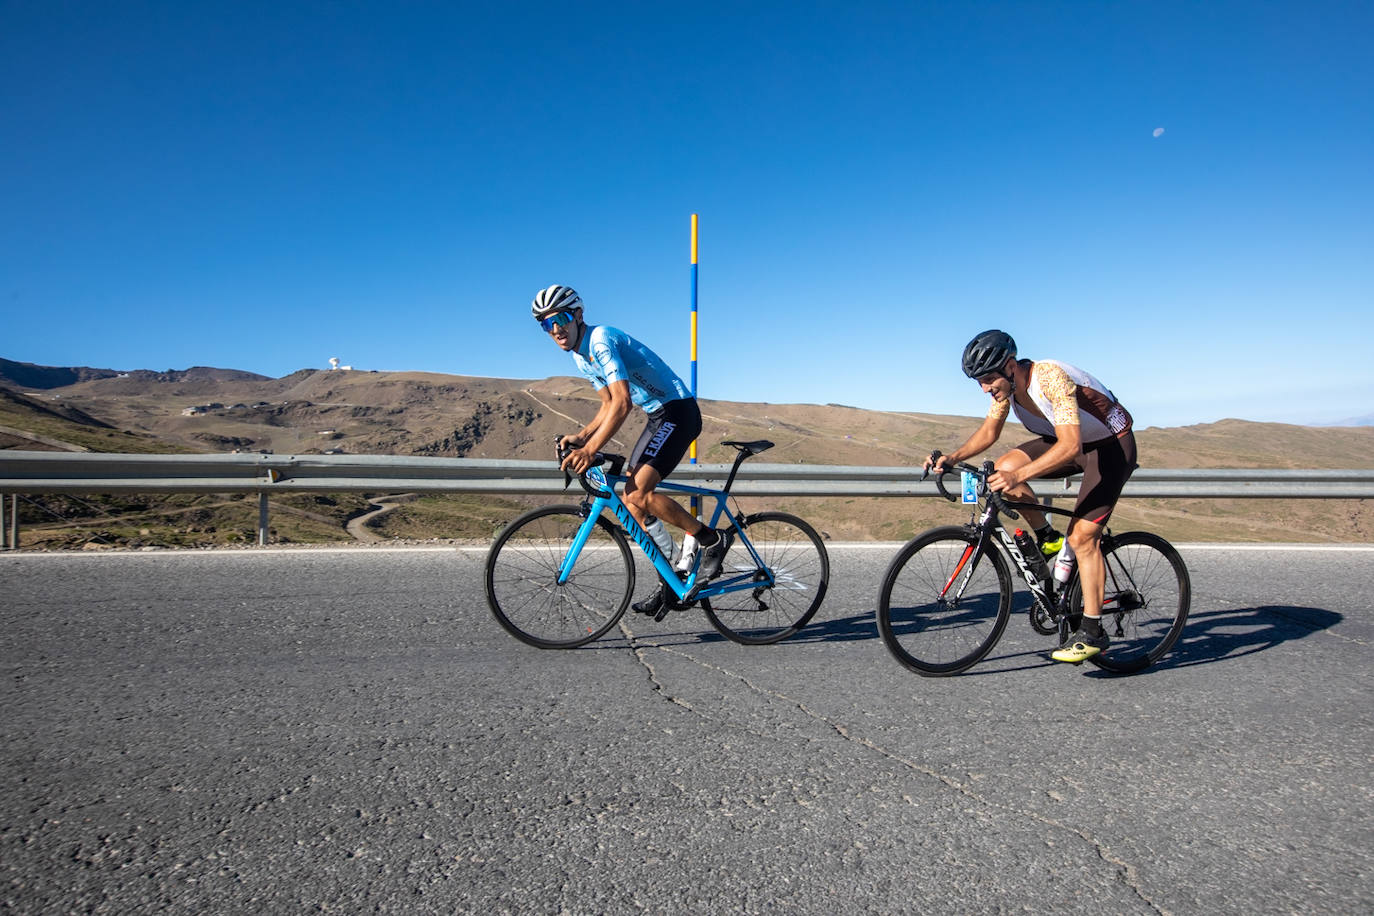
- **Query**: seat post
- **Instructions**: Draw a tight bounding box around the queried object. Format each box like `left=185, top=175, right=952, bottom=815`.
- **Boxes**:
left=720, top=447, right=751, bottom=494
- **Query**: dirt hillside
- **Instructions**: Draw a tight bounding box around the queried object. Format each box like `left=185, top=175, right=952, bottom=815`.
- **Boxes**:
left=3, top=359, right=1371, bottom=547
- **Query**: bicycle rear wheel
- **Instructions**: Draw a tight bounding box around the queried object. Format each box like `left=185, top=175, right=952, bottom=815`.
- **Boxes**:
left=485, top=505, right=634, bottom=649
left=702, top=512, right=830, bottom=645
left=1068, top=530, right=1191, bottom=673
left=877, top=526, right=1012, bottom=676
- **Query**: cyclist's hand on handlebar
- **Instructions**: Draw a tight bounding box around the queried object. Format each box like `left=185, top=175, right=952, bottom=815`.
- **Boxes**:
left=923, top=450, right=950, bottom=477
left=555, top=434, right=584, bottom=462
left=560, top=445, right=595, bottom=475
left=987, top=466, right=1023, bottom=493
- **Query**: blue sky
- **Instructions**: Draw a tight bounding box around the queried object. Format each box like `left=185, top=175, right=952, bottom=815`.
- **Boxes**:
left=3, top=1, right=1371, bottom=428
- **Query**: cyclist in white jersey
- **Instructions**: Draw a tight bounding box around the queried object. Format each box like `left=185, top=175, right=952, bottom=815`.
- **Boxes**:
left=926, top=330, right=1138, bottom=664
left=531, top=285, right=730, bottom=618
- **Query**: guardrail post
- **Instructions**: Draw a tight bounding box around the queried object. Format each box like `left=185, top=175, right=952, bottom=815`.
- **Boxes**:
left=1, top=493, right=8, bottom=549
left=258, top=493, right=269, bottom=547
left=6, top=493, right=16, bottom=550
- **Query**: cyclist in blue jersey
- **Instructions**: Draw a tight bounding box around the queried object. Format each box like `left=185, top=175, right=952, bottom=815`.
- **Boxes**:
left=531, top=285, right=730, bottom=618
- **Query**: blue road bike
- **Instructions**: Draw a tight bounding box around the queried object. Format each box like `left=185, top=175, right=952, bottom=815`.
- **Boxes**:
left=485, top=439, right=830, bottom=648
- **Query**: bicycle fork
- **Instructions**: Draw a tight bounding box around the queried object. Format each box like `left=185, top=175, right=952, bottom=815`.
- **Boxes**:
left=939, top=542, right=980, bottom=604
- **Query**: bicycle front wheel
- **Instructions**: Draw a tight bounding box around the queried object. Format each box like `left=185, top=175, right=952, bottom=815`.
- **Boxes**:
left=1069, top=530, right=1191, bottom=674
left=702, top=512, right=830, bottom=645
left=485, top=505, right=635, bottom=649
left=877, top=526, right=1012, bottom=676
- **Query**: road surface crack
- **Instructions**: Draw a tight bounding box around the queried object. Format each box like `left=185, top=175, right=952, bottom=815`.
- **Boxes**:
left=618, top=631, right=1168, bottom=915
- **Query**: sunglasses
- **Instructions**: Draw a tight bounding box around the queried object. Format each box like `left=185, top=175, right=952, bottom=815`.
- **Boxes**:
left=539, top=311, right=577, bottom=332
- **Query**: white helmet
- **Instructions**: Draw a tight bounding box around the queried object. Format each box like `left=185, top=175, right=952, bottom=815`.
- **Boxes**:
left=531, top=285, right=582, bottom=320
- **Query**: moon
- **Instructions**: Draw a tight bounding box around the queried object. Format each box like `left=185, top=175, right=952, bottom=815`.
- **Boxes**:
left=1152, top=127, right=1165, bottom=138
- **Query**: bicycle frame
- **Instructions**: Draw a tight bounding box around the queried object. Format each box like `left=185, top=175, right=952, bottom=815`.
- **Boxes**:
left=557, top=465, right=773, bottom=603
left=942, top=503, right=1054, bottom=609
left=940, top=468, right=1073, bottom=623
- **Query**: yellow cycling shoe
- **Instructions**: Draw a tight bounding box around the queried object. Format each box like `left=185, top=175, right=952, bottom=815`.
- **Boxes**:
left=1051, top=629, right=1109, bottom=663
left=1039, top=532, right=1065, bottom=557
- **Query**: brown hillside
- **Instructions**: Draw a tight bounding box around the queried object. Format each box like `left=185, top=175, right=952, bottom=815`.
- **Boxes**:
left=4, top=362, right=1372, bottom=546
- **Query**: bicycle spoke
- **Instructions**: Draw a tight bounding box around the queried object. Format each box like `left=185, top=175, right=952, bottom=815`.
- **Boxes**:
left=485, top=507, right=633, bottom=648
left=1082, top=531, right=1191, bottom=673
left=703, top=512, right=830, bottom=645
left=877, top=529, right=1011, bottom=676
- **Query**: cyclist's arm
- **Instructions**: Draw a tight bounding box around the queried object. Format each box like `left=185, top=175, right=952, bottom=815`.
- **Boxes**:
left=563, top=381, right=632, bottom=472
left=991, top=363, right=1081, bottom=486
left=932, top=410, right=1007, bottom=471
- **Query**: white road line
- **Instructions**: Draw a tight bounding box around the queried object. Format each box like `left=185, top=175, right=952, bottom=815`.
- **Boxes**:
left=6, top=542, right=1373, bottom=559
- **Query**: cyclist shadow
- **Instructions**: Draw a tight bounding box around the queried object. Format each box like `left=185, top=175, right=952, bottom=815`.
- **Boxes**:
left=641, top=612, right=880, bottom=647
left=977, top=604, right=1344, bottom=677
left=1147, top=604, right=1343, bottom=670
left=778, top=613, right=881, bottom=644
left=645, top=605, right=1345, bottom=663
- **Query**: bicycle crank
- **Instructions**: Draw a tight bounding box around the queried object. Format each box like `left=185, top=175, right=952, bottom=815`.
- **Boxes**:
left=1029, top=602, right=1058, bottom=635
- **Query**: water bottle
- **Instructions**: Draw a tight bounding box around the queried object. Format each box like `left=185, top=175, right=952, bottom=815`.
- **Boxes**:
left=1013, top=528, right=1048, bottom=579
left=643, top=516, right=676, bottom=563
left=675, top=532, right=698, bottom=573
left=1053, top=542, right=1077, bottom=585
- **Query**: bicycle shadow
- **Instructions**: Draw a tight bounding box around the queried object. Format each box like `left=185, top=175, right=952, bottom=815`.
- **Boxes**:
left=1148, top=604, right=1343, bottom=670
left=626, top=602, right=1347, bottom=663
left=630, top=612, right=880, bottom=647
left=973, top=604, right=1344, bottom=677
left=780, top=612, right=881, bottom=644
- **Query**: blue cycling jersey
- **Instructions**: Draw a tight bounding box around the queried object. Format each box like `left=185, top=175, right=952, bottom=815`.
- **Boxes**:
left=571, top=324, right=692, bottom=414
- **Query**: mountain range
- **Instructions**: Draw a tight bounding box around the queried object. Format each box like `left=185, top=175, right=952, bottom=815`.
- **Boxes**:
left=3, top=356, right=1372, bottom=545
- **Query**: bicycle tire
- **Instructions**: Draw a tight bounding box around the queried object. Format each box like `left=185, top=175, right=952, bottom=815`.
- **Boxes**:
left=702, top=512, right=830, bottom=645
left=876, top=526, right=1012, bottom=676
left=485, top=505, right=635, bottom=649
left=1068, top=530, right=1191, bottom=674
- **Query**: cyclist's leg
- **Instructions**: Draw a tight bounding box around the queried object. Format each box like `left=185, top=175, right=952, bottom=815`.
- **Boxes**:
left=624, top=464, right=702, bottom=534
left=1068, top=432, right=1137, bottom=614
left=625, top=462, right=705, bottom=618
left=1068, top=515, right=1108, bottom=617
left=622, top=398, right=705, bottom=537
left=995, top=437, right=1076, bottom=531
left=621, top=400, right=709, bottom=616
left=1052, top=433, right=1136, bottom=662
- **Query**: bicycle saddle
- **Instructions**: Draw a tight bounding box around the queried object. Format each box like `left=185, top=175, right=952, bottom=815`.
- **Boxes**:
left=722, top=439, right=774, bottom=455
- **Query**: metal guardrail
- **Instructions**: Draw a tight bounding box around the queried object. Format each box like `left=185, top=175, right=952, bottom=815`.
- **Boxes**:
left=3, top=450, right=1373, bottom=547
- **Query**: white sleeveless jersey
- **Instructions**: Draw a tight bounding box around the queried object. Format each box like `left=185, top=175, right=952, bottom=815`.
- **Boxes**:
left=989, top=360, right=1132, bottom=443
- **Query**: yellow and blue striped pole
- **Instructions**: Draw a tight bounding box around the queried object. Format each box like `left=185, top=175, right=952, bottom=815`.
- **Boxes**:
left=689, top=213, right=699, bottom=516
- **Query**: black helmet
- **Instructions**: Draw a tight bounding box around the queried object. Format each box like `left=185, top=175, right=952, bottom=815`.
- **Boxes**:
left=962, top=329, right=1017, bottom=378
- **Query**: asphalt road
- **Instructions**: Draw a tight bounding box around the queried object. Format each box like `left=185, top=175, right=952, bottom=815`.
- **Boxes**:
left=3, top=542, right=1372, bottom=915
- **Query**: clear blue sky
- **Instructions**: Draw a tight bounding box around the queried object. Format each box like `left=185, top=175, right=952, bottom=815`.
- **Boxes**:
left=4, top=1, right=1371, bottom=428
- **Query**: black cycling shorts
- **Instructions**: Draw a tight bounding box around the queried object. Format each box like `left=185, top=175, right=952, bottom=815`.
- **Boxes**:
left=629, top=398, right=702, bottom=478
left=1014, top=430, right=1137, bottom=524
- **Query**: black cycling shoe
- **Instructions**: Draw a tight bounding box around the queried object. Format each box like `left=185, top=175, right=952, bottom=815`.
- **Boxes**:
left=697, top=529, right=733, bottom=580
left=632, top=585, right=666, bottom=617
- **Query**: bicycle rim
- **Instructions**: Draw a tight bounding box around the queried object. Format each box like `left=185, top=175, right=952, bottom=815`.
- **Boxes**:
left=702, top=512, right=830, bottom=645
left=484, top=506, right=634, bottom=648
left=877, top=527, right=1012, bottom=676
left=1074, top=530, right=1191, bottom=673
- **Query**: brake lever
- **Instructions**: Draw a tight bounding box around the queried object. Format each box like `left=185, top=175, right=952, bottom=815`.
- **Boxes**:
left=922, top=449, right=943, bottom=482
left=980, top=459, right=1020, bottom=519
left=554, top=435, right=571, bottom=490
